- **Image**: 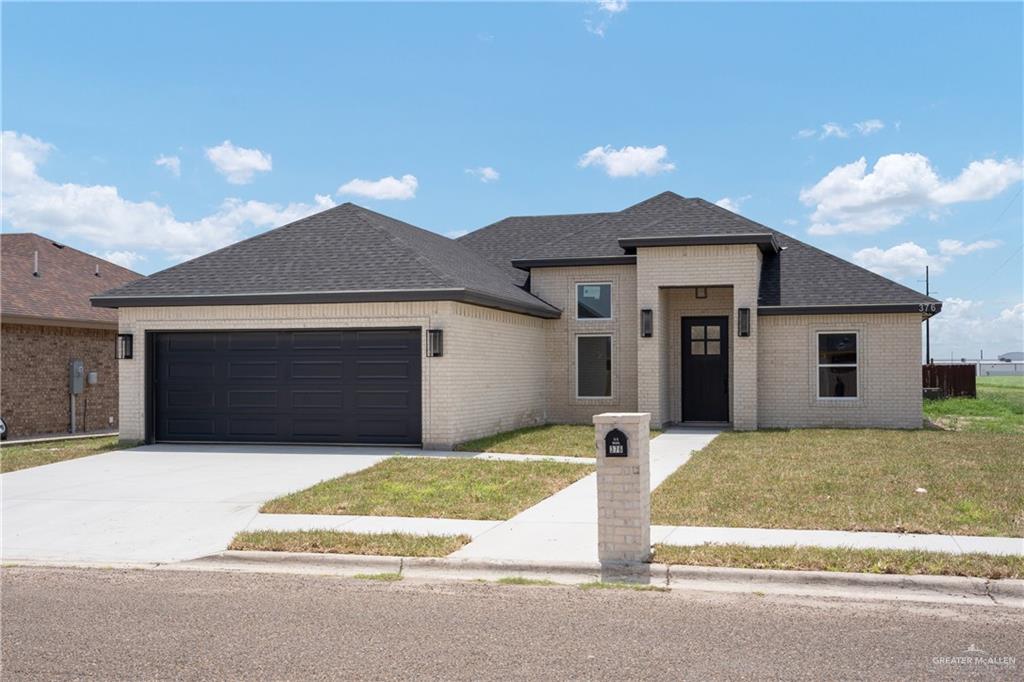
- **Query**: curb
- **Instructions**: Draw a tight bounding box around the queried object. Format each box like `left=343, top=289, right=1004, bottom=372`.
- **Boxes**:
left=178, top=551, right=1024, bottom=606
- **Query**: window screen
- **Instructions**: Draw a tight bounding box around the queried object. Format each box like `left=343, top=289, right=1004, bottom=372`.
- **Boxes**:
left=818, top=332, right=858, bottom=398
left=577, top=336, right=612, bottom=397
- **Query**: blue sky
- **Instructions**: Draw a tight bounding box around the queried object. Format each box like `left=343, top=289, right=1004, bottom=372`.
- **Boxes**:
left=3, top=2, right=1022, bottom=358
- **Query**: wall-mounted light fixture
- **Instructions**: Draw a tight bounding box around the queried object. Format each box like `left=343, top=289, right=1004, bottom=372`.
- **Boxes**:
left=737, top=308, right=751, bottom=337
left=117, top=333, right=134, bottom=359
left=427, top=329, right=444, bottom=357
left=695, top=287, right=707, bottom=299
left=641, top=309, right=653, bottom=338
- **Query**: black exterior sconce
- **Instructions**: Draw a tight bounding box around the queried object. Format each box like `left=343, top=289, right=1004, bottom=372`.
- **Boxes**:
left=737, top=308, right=751, bottom=337
left=117, top=333, right=134, bottom=359
left=640, top=309, right=653, bottom=337
left=427, top=329, right=444, bottom=357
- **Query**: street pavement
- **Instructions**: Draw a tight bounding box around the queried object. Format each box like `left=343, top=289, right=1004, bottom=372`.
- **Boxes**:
left=3, top=566, right=1021, bottom=681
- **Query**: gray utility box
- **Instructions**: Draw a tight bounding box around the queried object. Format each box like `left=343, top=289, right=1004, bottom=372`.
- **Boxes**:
left=70, top=359, right=85, bottom=395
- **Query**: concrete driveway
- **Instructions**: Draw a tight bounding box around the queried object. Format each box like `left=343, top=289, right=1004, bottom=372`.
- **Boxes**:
left=1, top=443, right=430, bottom=565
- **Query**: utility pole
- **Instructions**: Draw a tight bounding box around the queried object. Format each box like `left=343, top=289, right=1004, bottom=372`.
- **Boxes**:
left=921, top=266, right=935, bottom=364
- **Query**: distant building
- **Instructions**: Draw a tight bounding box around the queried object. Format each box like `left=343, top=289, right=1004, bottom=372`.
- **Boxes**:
left=1, top=234, right=143, bottom=439
left=998, top=352, right=1024, bottom=362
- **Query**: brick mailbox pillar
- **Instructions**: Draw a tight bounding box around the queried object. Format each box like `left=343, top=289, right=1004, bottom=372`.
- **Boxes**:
left=593, top=412, right=651, bottom=564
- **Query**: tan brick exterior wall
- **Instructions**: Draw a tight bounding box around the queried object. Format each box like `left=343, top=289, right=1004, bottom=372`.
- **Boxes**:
left=1, top=322, right=120, bottom=438
left=530, top=265, right=639, bottom=422
left=635, top=245, right=761, bottom=429
left=116, top=301, right=546, bottom=449
left=757, top=313, right=923, bottom=429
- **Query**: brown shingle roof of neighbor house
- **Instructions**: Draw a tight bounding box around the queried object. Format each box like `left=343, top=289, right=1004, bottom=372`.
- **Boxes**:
left=458, top=191, right=942, bottom=316
left=92, top=203, right=562, bottom=319
left=1, top=233, right=143, bottom=327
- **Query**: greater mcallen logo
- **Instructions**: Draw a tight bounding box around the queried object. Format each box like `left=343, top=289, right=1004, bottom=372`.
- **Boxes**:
left=933, top=644, right=1016, bottom=671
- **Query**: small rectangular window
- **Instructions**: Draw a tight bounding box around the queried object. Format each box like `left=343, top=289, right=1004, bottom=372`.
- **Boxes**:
left=577, top=336, right=612, bottom=398
left=818, top=332, right=858, bottom=398
left=576, top=283, right=612, bottom=319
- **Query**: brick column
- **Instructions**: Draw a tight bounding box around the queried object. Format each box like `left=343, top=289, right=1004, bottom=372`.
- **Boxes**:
left=593, top=412, right=651, bottom=564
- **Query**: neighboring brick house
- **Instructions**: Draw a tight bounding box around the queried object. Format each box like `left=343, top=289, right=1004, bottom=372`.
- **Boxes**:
left=93, top=192, right=940, bottom=449
left=1, top=234, right=142, bottom=439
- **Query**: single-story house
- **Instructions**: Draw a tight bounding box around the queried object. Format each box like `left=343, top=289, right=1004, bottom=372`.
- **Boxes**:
left=93, top=191, right=940, bottom=449
left=1, top=233, right=143, bottom=439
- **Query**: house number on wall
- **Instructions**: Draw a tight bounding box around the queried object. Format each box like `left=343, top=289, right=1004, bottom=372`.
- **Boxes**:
left=605, top=428, right=628, bottom=457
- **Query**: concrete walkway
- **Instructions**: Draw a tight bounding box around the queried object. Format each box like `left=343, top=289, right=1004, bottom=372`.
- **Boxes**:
left=449, top=427, right=721, bottom=563
left=652, top=525, right=1024, bottom=556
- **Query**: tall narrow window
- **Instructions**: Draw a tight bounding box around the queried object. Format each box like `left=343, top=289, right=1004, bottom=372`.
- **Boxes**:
left=577, top=336, right=612, bottom=398
left=576, top=283, right=612, bottom=319
left=818, top=332, right=858, bottom=398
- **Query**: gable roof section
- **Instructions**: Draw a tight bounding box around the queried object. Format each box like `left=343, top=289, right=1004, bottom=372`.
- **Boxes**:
left=92, top=203, right=560, bottom=319
left=457, top=191, right=940, bottom=314
left=456, top=211, right=613, bottom=286
left=1, top=233, right=143, bottom=327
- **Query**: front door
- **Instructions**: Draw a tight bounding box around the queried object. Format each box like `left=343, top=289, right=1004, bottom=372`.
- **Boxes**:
left=681, top=317, right=729, bottom=422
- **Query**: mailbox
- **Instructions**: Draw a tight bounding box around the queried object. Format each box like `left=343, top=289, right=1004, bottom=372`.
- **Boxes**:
left=604, top=428, right=628, bottom=457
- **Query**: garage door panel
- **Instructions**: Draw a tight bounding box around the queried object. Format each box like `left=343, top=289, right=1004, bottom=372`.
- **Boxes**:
left=154, top=330, right=420, bottom=444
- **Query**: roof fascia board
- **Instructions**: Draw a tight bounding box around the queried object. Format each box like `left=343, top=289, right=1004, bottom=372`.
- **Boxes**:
left=91, top=288, right=562, bottom=319
left=758, top=303, right=942, bottom=317
left=0, top=313, right=118, bottom=330
left=618, top=233, right=780, bottom=254
left=511, top=256, right=637, bottom=271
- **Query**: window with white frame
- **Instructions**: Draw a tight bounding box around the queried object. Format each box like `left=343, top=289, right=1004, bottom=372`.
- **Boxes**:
left=577, top=335, right=612, bottom=398
left=576, top=283, right=612, bottom=319
left=817, top=332, right=858, bottom=398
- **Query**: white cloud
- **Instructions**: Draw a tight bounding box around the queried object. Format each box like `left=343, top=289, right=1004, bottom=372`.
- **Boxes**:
left=853, top=238, right=1001, bottom=279
left=466, top=166, right=500, bottom=183
left=820, top=122, right=849, bottom=139
left=338, top=174, right=418, bottom=200
left=929, top=297, right=1024, bottom=360
left=797, top=119, right=887, bottom=140
left=154, top=154, right=181, bottom=178
left=853, top=119, right=885, bottom=135
left=1, top=130, right=334, bottom=262
left=205, top=140, right=272, bottom=184
left=998, top=302, right=1024, bottom=322
left=852, top=242, right=946, bottom=279
left=937, top=239, right=1000, bottom=256
left=585, top=0, right=627, bottom=37
left=800, top=153, right=1024, bottom=235
left=98, top=250, right=146, bottom=270
left=579, top=144, right=675, bottom=178
left=715, top=195, right=751, bottom=213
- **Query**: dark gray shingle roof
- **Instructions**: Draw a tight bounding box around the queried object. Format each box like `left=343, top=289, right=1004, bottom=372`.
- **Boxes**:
left=93, top=203, right=560, bottom=318
left=458, top=191, right=939, bottom=311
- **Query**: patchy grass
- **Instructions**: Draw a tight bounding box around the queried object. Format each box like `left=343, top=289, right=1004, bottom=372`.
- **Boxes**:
left=354, top=573, right=403, bottom=582
left=262, top=457, right=593, bottom=520
left=579, top=581, right=669, bottom=593
left=925, top=375, right=1024, bottom=433
left=654, top=543, right=1024, bottom=580
left=0, top=435, right=121, bottom=474
left=496, top=576, right=557, bottom=586
left=229, top=530, right=470, bottom=557
left=651, top=430, right=1023, bottom=537
left=455, top=424, right=661, bottom=458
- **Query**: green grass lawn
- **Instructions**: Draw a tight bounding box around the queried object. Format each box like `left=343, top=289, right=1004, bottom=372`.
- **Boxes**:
left=651, top=430, right=1023, bottom=537
left=653, top=543, right=1024, bottom=580
left=262, top=456, right=594, bottom=520
left=229, top=530, right=469, bottom=557
left=0, top=435, right=121, bottom=474
left=925, top=375, right=1024, bottom=433
left=455, top=423, right=661, bottom=458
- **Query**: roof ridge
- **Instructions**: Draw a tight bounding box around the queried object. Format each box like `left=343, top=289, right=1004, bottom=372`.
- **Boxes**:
left=348, top=206, right=460, bottom=289
left=691, top=198, right=773, bottom=234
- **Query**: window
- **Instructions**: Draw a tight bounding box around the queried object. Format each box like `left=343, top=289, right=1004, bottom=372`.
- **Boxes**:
left=818, top=332, right=858, bottom=398
left=577, top=336, right=612, bottom=398
left=689, top=323, right=722, bottom=356
left=576, top=283, right=612, bottom=319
